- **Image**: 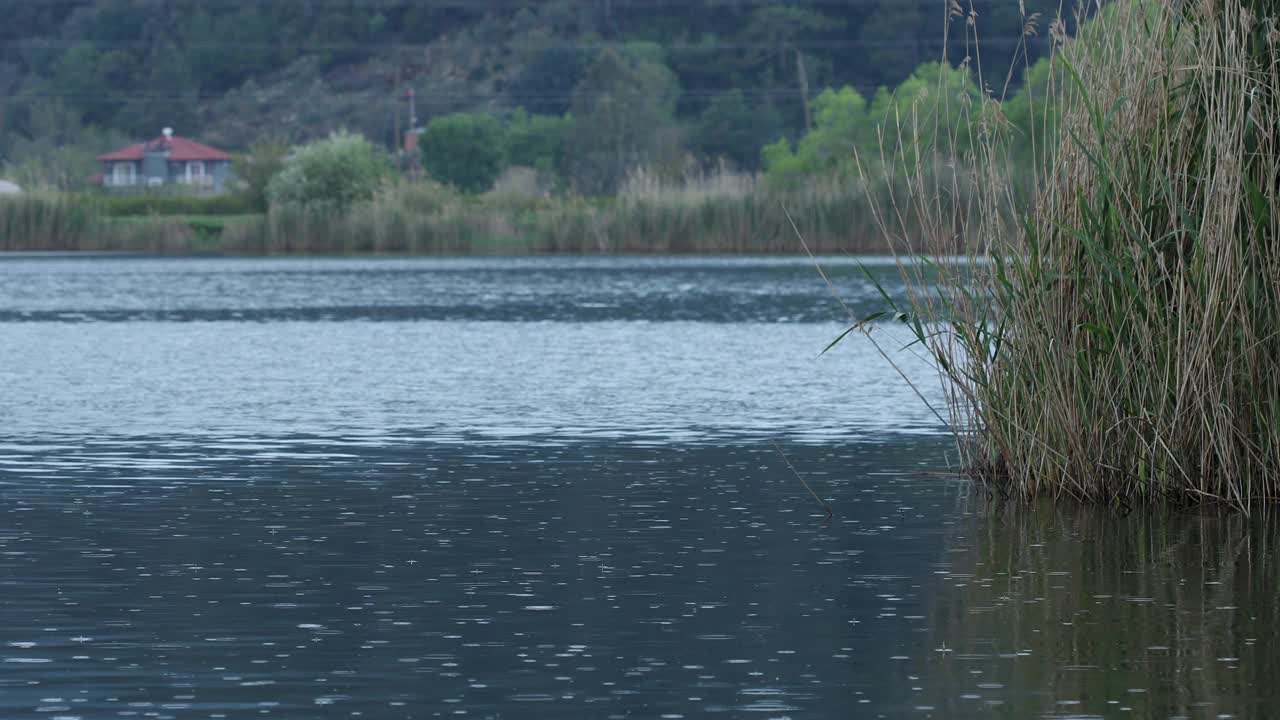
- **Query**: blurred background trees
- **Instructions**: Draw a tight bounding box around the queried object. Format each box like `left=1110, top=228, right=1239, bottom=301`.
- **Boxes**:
left=0, top=0, right=1077, bottom=194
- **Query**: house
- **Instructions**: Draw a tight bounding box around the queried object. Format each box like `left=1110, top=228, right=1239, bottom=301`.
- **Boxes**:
left=98, top=128, right=233, bottom=193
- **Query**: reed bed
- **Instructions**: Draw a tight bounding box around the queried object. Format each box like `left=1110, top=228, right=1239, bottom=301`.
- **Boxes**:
left=221, top=173, right=956, bottom=255
left=864, top=0, right=1280, bottom=509
left=4, top=166, right=960, bottom=256
left=0, top=193, right=102, bottom=251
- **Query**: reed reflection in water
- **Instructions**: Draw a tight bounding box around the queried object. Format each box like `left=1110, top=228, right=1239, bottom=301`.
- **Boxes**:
left=923, top=502, right=1278, bottom=718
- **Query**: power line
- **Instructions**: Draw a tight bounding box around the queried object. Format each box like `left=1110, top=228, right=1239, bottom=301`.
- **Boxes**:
left=0, top=37, right=1048, bottom=51
left=0, top=0, right=1065, bottom=6
left=7, top=81, right=1024, bottom=102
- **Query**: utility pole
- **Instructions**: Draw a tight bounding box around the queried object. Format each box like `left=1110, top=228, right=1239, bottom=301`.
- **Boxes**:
left=394, top=65, right=402, bottom=162
left=408, top=86, right=418, bottom=135
left=404, top=84, right=421, bottom=181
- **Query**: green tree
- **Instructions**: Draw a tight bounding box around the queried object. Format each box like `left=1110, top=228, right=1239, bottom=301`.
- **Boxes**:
left=693, top=89, right=784, bottom=170
left=568, top=48, right=679, bottom=194
left=420, top=112, right=506, bottom=193
left=237, top=135, right=290, bottom=211
left=267, top=131, right=391, bottom=207
left=505, top=110, right=572, bottom=178
left=763, top=86, right=869, bottom=183
left=763, top=62, right=983, bottom=183
left=857, top=5, right=927, bottom=86
left=866, top=62, right=983, bottom=162
left=741, top=7, right=843, bottom=131
left=511, top=44, right=593, bottom=116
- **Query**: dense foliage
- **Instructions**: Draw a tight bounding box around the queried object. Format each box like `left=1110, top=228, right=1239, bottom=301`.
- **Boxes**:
left=0, top=0, right=1074, bottom=192
left=267, top=132, right=391, bottom=207
left=420, top=113, right=506, bottom=193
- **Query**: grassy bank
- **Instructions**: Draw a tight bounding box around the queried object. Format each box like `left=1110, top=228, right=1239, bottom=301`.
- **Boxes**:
left=865, top=0, right=1280, bottom=508
left=1, top=171, right=960, bottom=255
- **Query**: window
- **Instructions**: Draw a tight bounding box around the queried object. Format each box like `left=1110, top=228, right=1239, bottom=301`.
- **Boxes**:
left=111, top=162, right=136, bottom=186
left=185, top=161, right=206, bottom=184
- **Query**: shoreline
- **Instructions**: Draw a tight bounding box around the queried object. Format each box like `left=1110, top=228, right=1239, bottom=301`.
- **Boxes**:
left=0, top=248, right=902, bottom=259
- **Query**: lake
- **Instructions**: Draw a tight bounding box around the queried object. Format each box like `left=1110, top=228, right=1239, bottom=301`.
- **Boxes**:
left=0, top=256, right=1274, bottom=719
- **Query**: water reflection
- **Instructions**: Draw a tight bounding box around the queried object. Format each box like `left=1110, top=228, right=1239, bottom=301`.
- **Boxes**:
left=924, top=502, right=1279, bottom=718
left=0, top=437, right=956, bottom=718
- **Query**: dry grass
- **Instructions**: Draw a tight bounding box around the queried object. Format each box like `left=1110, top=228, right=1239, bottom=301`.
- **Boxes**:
left=858, top=0, right=1280, bottom=509
left=218, top=171, right=944, bottom=255
left=0, top=193, right=101, bottom=250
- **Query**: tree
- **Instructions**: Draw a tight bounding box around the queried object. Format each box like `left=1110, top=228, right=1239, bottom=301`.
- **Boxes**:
left=866, top=62, right=982, bottom=162
left=763, top=61, right=983, bottom=184
left=420, top=112, right=506, bottom=193
left=568, top=48, right=679, bottom=194
left=267, top=131, right=391, bottom=207
left=237, top=135, right=290, bottom=211
left=693, top=89, right=784, bottom=171
left=763, top=86, right=870, bottom=183
left=857, top=5, right=927, bottom=88
left=741, top=7, right=843, bottom=131
left=511, top=44, right=593, bottom=116
left=505, top=110, right=572, bottom=178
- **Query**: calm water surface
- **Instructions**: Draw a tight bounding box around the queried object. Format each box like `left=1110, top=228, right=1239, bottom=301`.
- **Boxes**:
left=0, top=256, right=1274, bottom=719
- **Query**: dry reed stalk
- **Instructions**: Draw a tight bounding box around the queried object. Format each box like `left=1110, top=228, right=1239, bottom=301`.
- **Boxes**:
left=858, top=0, right=1280, bottom=510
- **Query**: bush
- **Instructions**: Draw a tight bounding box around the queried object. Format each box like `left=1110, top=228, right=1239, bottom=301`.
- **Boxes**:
left=267, top=131, right=391, bottom=207
left=420, top=113, right=506, bottom=194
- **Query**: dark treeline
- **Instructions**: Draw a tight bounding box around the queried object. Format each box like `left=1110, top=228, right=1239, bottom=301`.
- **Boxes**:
left=0, top=0, right=1070, bottom=186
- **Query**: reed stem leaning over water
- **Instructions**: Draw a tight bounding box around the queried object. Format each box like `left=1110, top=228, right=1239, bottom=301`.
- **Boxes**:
left=844, top=0, right=1280, bottom=510
left=772, top=441, right=833, bottom=518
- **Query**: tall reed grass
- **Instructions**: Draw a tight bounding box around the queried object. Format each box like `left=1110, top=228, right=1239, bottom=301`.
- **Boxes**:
left=0, top=193, right=101, bottom=251
left=4, top=166, right=960, bottom=256
left=860, top=0, right=1280, bottom=509
left=0, top=193, right=241, bottom=253
left=222, top=172, right=957, bottom=255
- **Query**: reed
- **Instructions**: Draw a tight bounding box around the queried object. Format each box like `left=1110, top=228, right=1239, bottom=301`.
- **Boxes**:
left=924, top=500, right=1278, bottom=717
left=4, top=164, right=960, bottom=255
left=215, top=171, right=953, bottom=255
left=0, top=193, right=103, bottom=251
left=858, top=0, right=1280, bottom=508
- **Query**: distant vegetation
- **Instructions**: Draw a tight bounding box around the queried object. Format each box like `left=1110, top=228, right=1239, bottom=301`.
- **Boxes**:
left=266, top=131, right=392, bottom=207
left=0, top=170, right=944, bottom=255
left=0, top=0, right=1071, bottom=195
left=0, top=0, right=1083, bottom=258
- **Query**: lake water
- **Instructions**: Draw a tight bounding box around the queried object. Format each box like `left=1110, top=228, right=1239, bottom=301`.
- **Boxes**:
left=0, top=256, right=1274, bottom=719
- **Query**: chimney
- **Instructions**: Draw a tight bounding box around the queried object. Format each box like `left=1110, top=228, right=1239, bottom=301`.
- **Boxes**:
left=162, top=127, right=174, bottom=139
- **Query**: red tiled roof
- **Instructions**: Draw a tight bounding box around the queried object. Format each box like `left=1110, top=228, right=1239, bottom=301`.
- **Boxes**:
left=98, top=135, right=232, bottom=162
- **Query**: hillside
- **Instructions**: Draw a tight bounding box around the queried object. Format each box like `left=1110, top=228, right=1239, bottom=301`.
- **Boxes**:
left=0, top=0, right=1072, bottom=190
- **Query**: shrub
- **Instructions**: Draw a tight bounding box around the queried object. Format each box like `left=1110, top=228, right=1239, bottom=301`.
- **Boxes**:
left=420, top=113, right=506, bottom=194
left=267, top=131, right=391, bottom=207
